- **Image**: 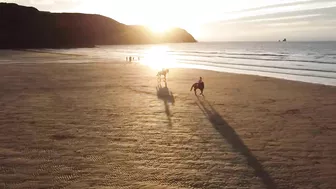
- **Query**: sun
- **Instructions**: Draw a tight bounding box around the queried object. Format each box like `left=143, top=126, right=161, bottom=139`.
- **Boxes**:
left=148, top=24, right=172, bottom=33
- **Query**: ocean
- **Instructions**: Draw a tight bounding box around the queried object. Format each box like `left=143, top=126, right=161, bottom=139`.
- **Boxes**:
left=1, top=42, right=336, bottom=86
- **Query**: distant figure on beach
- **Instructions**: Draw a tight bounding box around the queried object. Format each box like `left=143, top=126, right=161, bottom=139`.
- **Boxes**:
left=157, top=68, right=169, bottom=82
left=129, top=56, right=132, bottom=62
left=190, top=77, right=205, bottom=96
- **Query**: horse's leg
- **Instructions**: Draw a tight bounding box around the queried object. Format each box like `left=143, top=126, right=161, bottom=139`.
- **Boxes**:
left=194, top=88, right=197, bottom=95
left=157, top=75, right=161, bottom=83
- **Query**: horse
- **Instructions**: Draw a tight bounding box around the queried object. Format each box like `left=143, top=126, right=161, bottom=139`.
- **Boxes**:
left=190, top=82, right=204, bottom=96
left=157, top=68, right=169, bottom=82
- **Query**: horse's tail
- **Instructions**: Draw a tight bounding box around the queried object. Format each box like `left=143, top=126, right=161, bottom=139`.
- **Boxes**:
left=190, top=83, right=196, bottom=91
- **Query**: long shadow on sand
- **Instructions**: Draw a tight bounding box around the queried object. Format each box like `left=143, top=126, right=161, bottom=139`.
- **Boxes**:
left=196, top=96, right=277, bottom=189
left=156, top=81, right=175, bottom=128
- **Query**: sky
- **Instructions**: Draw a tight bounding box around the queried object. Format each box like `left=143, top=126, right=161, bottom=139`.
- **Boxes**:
left=3, top=0, right=336, bottom=41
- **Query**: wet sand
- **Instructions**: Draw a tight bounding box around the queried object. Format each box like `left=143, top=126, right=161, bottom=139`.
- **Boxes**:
left=0, top=59, right=336, bottom=188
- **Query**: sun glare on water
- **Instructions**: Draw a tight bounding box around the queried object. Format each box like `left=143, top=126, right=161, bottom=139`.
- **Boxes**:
left=141, top=46, right=177, bottom=70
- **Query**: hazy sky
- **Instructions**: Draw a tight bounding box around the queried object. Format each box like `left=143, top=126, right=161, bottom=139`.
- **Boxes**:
left=4, top=0, right=336, bottom=41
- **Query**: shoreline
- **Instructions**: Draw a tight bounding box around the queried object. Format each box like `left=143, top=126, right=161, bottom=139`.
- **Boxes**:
left=176, top=63, right=336, bottom=87
left=1, top=61, right=336, bottom=88
left=1, top=48, right=335, bottom=86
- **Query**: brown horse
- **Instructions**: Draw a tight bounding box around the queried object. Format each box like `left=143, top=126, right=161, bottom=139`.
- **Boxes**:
left=190, top=82, right=205, bottom=96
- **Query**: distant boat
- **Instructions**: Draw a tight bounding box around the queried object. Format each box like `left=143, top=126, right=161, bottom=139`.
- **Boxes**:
left=283, top=38, right=287, bottom=42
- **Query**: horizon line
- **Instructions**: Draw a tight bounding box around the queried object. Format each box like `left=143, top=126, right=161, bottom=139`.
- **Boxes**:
left=197, top=40, right=336, bottom=42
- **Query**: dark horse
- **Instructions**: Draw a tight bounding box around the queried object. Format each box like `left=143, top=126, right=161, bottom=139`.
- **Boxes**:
left=190, top=82, right=205, bottom=96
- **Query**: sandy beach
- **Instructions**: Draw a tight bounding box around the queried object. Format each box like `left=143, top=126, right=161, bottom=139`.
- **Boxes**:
left=1, top=54, right=336, bottom=188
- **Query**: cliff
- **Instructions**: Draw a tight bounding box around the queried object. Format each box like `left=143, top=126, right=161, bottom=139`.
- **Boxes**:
left=0, top=3, right=197, bottom=49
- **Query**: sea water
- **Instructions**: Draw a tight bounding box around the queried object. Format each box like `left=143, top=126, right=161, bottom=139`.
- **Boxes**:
left=1, top=42, right=335, bottom=86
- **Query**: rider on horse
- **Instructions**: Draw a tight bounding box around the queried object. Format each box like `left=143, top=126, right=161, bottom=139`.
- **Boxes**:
left=190, top=77, right=205, bottom=96
left=157, top=68, right=169, bottom=82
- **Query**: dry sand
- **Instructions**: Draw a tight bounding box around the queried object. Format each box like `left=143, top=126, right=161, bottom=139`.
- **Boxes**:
left=0, top=57, right=336, bottom=188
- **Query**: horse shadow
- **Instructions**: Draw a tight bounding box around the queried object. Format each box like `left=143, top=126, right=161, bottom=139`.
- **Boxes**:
left=196, top=96, right=277, bottom=189
left=156, top=81, right=175, bottom=128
